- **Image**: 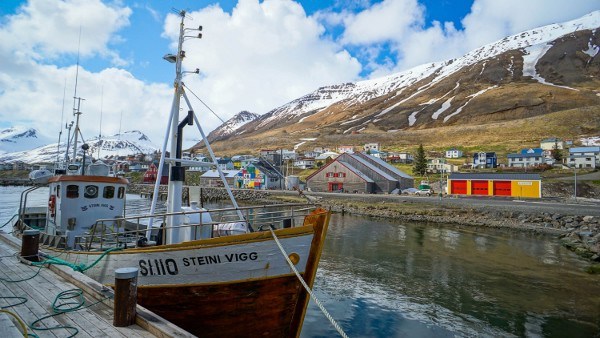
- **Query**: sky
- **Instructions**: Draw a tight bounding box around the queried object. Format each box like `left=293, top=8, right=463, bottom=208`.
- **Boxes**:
left=0, top=0, right=598, bottom=149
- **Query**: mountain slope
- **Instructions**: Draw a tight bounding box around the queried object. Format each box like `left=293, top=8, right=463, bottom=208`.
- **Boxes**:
left=200, top=11, right=600, bottom=153
left=0, top=127, right=52, bottom=154
left=207, top=111, right=259, bottom=142
left=0, top=130, right=158, bottom=163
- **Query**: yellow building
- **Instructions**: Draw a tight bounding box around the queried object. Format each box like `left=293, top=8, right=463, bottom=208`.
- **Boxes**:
left=447, top=173, right=541, bottom=198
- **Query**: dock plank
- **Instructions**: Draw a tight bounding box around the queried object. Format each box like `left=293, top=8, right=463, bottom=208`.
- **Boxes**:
left=0, top=238, right=155, bottom=338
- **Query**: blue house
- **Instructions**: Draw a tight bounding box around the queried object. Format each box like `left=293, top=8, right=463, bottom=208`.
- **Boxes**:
left=472, top=152, right=497, bottom=168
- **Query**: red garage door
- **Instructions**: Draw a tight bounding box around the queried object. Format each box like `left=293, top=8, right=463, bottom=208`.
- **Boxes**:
left=471, top=180, right=488, bottom=195
left=451, top=180, right=467, bottom=194
left=493, top=181, right=511, bottom=196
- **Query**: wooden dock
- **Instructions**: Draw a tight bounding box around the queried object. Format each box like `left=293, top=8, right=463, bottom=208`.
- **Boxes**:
left=0, top=233, right=195, bottom=338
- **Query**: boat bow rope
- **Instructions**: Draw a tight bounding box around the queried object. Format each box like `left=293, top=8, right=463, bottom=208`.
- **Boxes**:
left=268, top=227, right=349, bottom=338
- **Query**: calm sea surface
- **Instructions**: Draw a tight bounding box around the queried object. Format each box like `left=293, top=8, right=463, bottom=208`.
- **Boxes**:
left=2, top=186, right=599, bottom=337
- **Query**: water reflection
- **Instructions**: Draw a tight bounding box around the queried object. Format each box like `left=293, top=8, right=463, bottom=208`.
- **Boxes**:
left=302, top=213, right=600, bottom=338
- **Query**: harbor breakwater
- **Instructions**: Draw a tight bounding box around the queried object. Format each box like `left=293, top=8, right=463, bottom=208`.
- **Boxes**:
left=128, top=184, right=600, bottom=262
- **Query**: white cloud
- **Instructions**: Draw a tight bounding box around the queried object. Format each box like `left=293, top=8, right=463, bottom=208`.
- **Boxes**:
left=161, top=0, right=362, bottom=135
left=0, top=0, right=171, bottom=149
left=328, top=0, right=600, bottom=77
left=0, top=0, right=131, bottom=61
left=341, top=0, right=424, bottom=45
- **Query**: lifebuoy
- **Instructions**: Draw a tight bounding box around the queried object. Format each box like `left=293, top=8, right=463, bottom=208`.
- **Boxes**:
left=48, top=195, right=56, bottom=217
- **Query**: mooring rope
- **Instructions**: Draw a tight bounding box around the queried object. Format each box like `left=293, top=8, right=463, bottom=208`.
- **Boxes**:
left=268, top=227, right=349, bottom=338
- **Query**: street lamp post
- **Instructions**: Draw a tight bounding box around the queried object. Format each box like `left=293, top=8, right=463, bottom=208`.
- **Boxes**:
left=573, top=166, right=577, bottom=201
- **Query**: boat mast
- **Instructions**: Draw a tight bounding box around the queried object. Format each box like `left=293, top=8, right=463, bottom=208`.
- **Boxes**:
left=72, top=97, right=84, bottom=163
left=165, top=10, right=187, bottom=244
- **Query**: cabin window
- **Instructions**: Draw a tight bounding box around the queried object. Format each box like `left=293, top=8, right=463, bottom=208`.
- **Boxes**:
left=103, top=186, right=115, bottom=199
left=66, top=185, right=79, bottom=198
left=56, top=185, right=60, bottom=199
left=84, top=185, right=99, bottom=199
left=117, top=187, right=125, bottom=199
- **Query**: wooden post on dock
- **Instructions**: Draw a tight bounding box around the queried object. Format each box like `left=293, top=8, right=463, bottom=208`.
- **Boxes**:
left=20, top=229, right=40, bottom=262
left=114, top=267, right=138, bottom=327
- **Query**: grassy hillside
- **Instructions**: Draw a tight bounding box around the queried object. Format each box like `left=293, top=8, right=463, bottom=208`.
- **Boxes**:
left=203, top=105, right=600, bottom=160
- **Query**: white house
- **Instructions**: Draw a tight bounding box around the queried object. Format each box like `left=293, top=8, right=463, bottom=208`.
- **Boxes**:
left=445, top=148, right=463, bottom=158
left=507, top=148, right=544, bottom=168
left=567, top=147, right=600, bottom=168
left=337, top=145, right=354, bottom=154
left=293, top=157, right=315, bottom=169
left=363, top=143, right=380, bottom=152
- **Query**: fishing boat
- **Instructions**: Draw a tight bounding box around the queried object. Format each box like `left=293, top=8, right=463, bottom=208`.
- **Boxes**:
left=11, top=10, right=330, bottom=337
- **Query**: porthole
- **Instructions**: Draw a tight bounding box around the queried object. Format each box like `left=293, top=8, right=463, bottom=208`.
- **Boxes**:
left=84, top=185, right=99, bottom=198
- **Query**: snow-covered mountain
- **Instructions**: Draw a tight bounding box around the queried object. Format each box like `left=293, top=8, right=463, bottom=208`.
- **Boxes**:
left=207, top=111, right=259, bottom=142
left=0, top=126, right=52, bottom=154
left=0, top=130, right=158, bottom=164
left=212, top=11, right=600, bottom=145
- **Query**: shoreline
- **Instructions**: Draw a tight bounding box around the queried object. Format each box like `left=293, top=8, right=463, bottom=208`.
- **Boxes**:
left=259, top=191, right=600, bottom=263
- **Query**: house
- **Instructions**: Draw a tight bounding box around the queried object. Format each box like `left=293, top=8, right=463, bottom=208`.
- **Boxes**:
left=314, top=151, right=339, bottom=162
left=540, top=137, right=565, bottom=151
left=472, top=152, right=497, bottom=168
left=143, top=163, right=168, bottom=184
left=293, top=157, right=315, bottom=169
left=231, top=155, right=254, bottom=169
left=239, top=159, right=284, bottom=190
left=337, top=145, right=354, bottom=154
left=217, top=158, right=234, bottom=170
left=363, top=143, right=380, bottom=153
left=199, top=169, right=242, bottom=187
left=448, top=173, right=541, bottom=198
left=445, top=148, right=463, bottom=158
left=306, top=152, right=413, bottom=194
left=567, top=146, right=600, bottom=168
left=366, top=149, right=383, bottom=158
left=302, top=150, right=320, bottom=158
left=386, top=152, right=413, bottom=164
left=507, top=148, right=544, bottom=168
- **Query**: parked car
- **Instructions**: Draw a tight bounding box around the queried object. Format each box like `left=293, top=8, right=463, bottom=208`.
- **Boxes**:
left=401, top=188, right=419, bottom=195
left=415, top=188, right=434, bottom=196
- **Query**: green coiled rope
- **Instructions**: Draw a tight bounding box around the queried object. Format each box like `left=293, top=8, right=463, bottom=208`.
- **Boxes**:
left=32, top=247, right=123, bottom=272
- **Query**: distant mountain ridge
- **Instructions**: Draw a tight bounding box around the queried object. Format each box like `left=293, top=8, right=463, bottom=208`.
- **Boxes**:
left=0, top=126, right=51, bottom=154
left=200, top=11, right=600, bottom=152
left=0, top=129, right=158, bottom=163
left=207, top=111, right=260, bottom=142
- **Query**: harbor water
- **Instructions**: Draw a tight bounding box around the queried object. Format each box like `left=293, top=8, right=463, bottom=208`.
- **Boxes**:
left=2, top=186, right=598, bottom=337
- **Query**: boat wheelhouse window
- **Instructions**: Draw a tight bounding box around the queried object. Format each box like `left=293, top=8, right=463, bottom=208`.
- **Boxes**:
left=56, top=185, right=60, bottom=198
left=66, top=185, right=79, bottom=198
left=103, top=186, right=115, bottom=199
left=117, top=187, right=125, bottom=199
left=84, top=185, right=99, bottom=199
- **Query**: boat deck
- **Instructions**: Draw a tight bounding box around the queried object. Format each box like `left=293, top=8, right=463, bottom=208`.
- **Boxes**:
left=0, top=233, right=188, bottom=338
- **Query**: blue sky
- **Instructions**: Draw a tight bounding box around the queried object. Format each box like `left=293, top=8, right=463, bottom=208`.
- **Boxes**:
left=0, top=0, right=597, bottom=148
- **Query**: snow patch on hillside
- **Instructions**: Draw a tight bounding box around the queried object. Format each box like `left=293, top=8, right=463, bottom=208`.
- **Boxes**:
left=432, top=97, right=454, bottom=120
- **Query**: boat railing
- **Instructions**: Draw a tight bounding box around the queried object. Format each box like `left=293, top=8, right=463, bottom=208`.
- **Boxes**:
left=77, top=203, right=315, bottom=251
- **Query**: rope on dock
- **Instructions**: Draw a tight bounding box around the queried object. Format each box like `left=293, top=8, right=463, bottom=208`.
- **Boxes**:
left=33, top=247, right=123, bottom=273
left=0, top=251, right=110, bottom=337
left=0, top=309, right=29, bottom=336
left=268, top=227, right=349, bottom=338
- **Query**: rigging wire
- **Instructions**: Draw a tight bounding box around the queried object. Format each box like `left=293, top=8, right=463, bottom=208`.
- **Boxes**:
left=182, top=83, right=226, bottom=124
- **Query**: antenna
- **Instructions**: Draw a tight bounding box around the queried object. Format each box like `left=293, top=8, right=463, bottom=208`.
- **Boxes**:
left=56, top=77, right=67, bottom=166
left=98, top=84, right=104, bottom=159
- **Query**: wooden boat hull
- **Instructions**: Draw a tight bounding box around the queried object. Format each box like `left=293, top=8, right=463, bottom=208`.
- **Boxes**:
left=138, top=275, right=303, bottom=337
left=19, top=208, right=330, bottom=337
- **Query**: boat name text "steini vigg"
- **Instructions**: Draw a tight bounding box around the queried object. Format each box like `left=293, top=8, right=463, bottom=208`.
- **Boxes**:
left=138, top=252, right=259, bottom=276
